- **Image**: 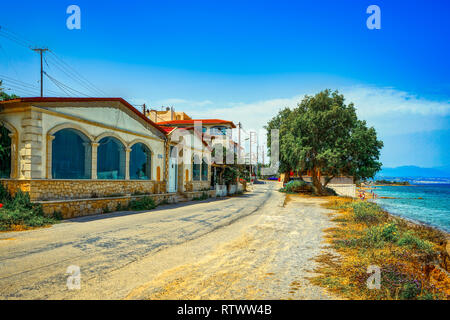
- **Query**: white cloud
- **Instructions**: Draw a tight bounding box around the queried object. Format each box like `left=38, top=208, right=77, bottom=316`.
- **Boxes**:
left=342, top=86, right=450, bottom=117
left=156, top=98, right=213, bottom=108
left=185, top=86, right=449, bottom=137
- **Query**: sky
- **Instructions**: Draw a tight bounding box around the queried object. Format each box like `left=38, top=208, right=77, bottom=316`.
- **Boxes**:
left=0, top=0, right=449, bottom=168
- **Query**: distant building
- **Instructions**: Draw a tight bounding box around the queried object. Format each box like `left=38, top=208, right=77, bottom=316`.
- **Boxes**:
left=146, top=107, right=192, bottom=122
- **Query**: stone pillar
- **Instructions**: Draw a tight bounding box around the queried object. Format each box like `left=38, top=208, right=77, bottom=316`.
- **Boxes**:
left=46, top=135, right=55, bottom=179
left=20, top=110, right=43, bottom=179
left=82, top=142, right=92, bottom=179
left=125, top=147, right=131, bottom=180
left=91, top=142, right=99, bottom=179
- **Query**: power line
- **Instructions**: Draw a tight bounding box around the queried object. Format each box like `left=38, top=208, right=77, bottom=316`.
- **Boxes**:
left=0, top=25, right=106, bottom=97
left=48, top=50, right=106, bottom=96
left=45, top=54, right=103, bottom=96
left=0, top=74, right=61, bottom=96
left=44, top=72, right=91, bottom=97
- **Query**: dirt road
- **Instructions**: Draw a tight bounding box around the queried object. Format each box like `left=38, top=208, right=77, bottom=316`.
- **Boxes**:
left=0, top=181, right=336, bottom=299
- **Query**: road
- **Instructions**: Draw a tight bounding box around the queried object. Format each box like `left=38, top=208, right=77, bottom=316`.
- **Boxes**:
left=0, top=181, right=337, bottom=299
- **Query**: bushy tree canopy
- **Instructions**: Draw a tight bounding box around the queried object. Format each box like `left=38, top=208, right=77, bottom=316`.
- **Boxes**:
left=0, top=81, right=19, bottom=101
left=266, top=89, right=383, bottom=194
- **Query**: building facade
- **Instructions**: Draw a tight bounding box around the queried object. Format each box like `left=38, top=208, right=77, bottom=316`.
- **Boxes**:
left=0, top=97, right=214, bottom=218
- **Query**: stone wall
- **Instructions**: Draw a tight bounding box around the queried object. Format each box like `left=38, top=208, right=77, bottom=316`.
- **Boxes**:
left=39, top=193, right=178, bottom=219
left=0, top=179, right=166, bottom=201
left=182, top=190, right=216, bottom=201
left=328, top=184, right=356, bottom=198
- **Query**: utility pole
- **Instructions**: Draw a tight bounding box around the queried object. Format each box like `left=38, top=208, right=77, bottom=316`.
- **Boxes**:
left=32, top=48, right=48, bottom=97
left=261, top=144, right=264, bottom=174
left=238, top=122, right=242, bottom=160
left=256, top=134, right=259, bottom=178
left=249, top=131, right=252, bottom=181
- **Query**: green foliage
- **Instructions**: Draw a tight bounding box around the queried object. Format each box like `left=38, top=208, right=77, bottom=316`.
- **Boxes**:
left=362, top=223, right=399, bottom=247
left=0, top=124, right=12, bottom=178
left=128, top=196, right=157, bottom=211
left=399, top=281, right=421, bottom=300
left=0, top=184, right=59, bottom=231
left=223, top=166, right=239, bottom=185
left=265, top=89, right=383, bottom=194
left=0, top=81, right=19, bottom=101
left=280, top=180, right=311, bottom=193
left=193, top=192, right=209, bottom=201
left=397, top=231, right=434, bottom=254
left=351, top=201, right=386, bottom=224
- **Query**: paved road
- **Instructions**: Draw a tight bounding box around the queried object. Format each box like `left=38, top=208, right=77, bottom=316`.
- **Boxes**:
left=0, top=181, right=336, bottom=299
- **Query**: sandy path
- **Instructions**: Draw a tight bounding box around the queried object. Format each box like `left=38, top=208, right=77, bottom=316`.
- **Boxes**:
left=0, top=182, right=337, bottom=299
left=126, top=192, right=337, bottom=300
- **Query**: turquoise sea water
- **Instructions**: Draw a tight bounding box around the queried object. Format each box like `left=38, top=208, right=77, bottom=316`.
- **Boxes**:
left=373, top=184, right=450, bottom=233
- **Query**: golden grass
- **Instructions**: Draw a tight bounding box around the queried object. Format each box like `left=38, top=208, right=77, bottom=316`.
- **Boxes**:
left=310, top=197, right=450, bottom=300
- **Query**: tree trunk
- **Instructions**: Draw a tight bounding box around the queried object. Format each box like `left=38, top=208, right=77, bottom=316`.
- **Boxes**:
left=311, top=167, right=324, bottom=195
left=283, top=171, right=290, bottom=183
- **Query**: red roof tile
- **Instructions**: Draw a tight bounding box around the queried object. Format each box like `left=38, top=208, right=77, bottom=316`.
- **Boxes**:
left=156, top=119, right=236, bottom=128
left=0, top=97, right=168, bottom=136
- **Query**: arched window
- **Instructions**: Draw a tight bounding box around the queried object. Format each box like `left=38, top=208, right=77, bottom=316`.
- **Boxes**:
left=193, top=155, right=201, bottom=181
left=97, top=137, right=125, bottom=180
left=0, top=125, right=11, bottom=178
left=129, top=143, right=151, bottom=180
left=52, top=128, right=91, bottom=179
left=201, top=157, right=208, bottom=181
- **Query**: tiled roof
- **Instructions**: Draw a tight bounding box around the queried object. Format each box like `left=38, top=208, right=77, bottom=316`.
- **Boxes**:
left=0, top=97, right=168, bottom=136
left=156, top=119, right=236, bottom=128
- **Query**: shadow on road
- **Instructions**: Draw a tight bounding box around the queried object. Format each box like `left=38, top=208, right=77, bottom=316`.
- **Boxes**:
left=66, top=193, right=252, bottom=224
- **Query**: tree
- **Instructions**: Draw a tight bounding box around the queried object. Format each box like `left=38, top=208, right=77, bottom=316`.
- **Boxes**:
left=264, top=107, right=292, bottom=183
left=0, top=81, right=19, bottom=101
left=266, top=89, right=383, bottom=195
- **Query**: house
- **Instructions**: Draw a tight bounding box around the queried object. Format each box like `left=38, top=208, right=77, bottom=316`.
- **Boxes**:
left=147, top=107, right=192, bottom=122
left=0, top=97, right=214, bottom=217
left=156, top=118, right=237, bottom=160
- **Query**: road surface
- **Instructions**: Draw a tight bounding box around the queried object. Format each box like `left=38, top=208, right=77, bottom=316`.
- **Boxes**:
left=0, top=181, right=337, bottom=299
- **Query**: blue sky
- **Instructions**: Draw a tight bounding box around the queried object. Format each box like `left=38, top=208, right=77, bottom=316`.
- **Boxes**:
left=0, top=0, right=449, bottom=168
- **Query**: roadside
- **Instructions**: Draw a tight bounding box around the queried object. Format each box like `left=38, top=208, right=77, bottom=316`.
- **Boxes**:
left=0, top=181, right=338, bottom=300
left=311, top=197, right=450, bottom=300
left=126, top=191, right=338, bottom=300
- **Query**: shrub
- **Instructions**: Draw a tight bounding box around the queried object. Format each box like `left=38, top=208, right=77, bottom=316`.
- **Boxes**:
left=128, top=197, right=156, bottom=211
left=0, top=185, right=59, bottom=231
left=399, top=281, right=421, bottom=300
left=361, top=223, right=398, bottom=247
left=193, top=192, right=209, bottom=201
left=351, top=201, right=385, bottom=224
left=280, top=180, right=313, bottom=193
left=397, top=231, right=434, bottom=254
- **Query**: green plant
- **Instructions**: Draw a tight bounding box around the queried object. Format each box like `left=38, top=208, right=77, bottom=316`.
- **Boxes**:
left=280, top=180, right=313, bottom=193
left=193, top=192, right=208, bottom=201
left=0, top=185, right=59, bottom=231
left=397, top=231, right=434, bottom=254
left=351, top=201, right=385, bottom=224
left=361, top=223, right=399, bottom=247
left=399, top=281, right=421, bottom=300
left=128, top=197, right=156, bottom=211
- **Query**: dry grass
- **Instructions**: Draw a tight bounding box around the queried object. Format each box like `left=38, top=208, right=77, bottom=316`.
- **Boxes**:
left=310, top=197, right=450, bottom=300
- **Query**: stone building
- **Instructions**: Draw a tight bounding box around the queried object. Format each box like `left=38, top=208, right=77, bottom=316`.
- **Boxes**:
left=0, top=97, right=214, bottom=218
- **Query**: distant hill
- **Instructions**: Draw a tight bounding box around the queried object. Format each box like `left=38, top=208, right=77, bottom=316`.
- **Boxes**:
left=377, top=166, right=450, bottom=178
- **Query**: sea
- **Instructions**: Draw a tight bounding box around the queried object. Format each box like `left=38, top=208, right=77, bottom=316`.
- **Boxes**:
left=372, top=179, right=450, bottom=233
